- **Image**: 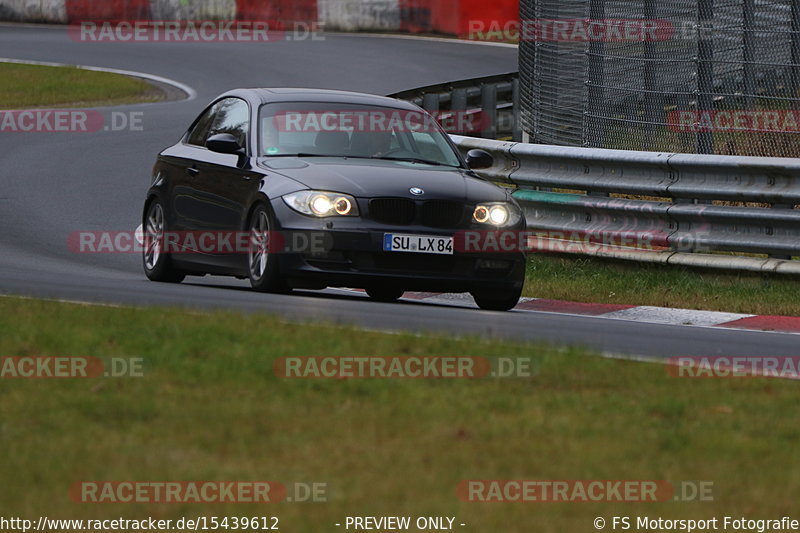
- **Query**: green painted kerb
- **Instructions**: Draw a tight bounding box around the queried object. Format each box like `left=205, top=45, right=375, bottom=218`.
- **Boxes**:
left=512, top=189, right=581, bottom=205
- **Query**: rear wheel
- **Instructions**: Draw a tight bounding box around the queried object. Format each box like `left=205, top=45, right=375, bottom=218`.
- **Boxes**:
left=366, top=286, right=405, bottom=303
left=471, top=287, right=522, bottom=311
left=142, top=200, right=185, bottom=283
left=248, top=204, right=289, bottom=293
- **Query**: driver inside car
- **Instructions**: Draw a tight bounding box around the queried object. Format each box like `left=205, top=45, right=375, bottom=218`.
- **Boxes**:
left=350, top=131, right=395, bottom=158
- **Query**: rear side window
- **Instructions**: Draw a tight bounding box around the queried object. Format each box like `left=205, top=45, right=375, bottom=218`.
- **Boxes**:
left=187, top=98, right=250, bottom=150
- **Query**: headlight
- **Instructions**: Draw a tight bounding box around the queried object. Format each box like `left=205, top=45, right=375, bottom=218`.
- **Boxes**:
left=472, top=202, right=521, bottom=227
left=283, top=191, right=359, bottom=217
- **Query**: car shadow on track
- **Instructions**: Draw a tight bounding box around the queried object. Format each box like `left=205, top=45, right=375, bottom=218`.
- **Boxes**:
left=179, top=279, right=476, bottom=310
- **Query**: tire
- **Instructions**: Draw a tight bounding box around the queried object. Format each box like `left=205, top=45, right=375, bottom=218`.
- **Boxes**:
left=247, top=203, right=289, bottom=293
left=471, top=287, right=522, bottom=311
left=142, top=199, right=185, bottom=283
left=366, top=286, right=405, bottom=303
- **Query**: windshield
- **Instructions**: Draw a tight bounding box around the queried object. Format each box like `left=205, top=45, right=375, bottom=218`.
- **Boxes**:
left=259, top=102, right=463, bottom=167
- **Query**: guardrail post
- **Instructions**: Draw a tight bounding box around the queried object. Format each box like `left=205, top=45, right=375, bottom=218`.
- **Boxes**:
left=423, top=93, right=440, bottom=114
left=450, top=88, right=468, bottom=136
left=770, top=203, right=793, bottom=260
left=451, top=88, right=467, bottom=112
left=481, top=83, right=498, bottom=139
left=696, top=0, right=715, bottom=154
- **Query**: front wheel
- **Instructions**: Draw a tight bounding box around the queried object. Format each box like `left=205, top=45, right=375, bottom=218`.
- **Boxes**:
left=248, top=204, right=289, bottom=293
left=471, top=287, right=522, bottom=312
left=142, top=200, right=185, bottom=283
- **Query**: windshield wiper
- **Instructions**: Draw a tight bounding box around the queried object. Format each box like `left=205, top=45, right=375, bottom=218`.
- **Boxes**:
left=264, top=154, right=460, bottom=168
left=265, top=153, right=344, bottom=158
left=265, top=153, right=384, bottom=160
left=371, top=156, right=459, bottom=167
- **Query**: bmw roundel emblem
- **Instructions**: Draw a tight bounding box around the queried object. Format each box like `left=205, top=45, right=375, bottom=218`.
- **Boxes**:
left=410, top=187, right=425, bottom=196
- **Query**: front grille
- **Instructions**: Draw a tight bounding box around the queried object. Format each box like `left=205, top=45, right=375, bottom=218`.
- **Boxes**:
left=369, top=198, right=416, bottom=225
left=421, top=200, right=465, bottom=228
left=369, top=198, right=467, bottom=228
left=372, top=253, right=456, bottom=273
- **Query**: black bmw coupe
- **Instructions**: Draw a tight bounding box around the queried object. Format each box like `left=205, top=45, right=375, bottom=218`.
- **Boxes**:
left=142, top=88, right=526, bottom=310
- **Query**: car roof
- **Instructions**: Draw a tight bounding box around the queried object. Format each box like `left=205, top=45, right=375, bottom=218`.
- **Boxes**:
left=216, top=88, right=421, bottom=111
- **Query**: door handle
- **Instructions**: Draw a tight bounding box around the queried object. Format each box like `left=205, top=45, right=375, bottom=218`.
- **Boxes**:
left=186, top=166, right=199, bottom=177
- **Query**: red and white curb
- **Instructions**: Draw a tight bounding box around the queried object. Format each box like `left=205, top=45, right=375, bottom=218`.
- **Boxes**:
left=0, top=0, right=517, bottom=39
left=334, top=289, right=800, bottom=335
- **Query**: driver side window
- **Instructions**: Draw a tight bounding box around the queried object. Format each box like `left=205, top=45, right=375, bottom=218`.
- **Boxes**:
left=187, top=98, right=250, bottom=151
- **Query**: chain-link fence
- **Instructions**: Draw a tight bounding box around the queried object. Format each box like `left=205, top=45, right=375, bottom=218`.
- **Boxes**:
left=519, top=0, right=800, bottom=156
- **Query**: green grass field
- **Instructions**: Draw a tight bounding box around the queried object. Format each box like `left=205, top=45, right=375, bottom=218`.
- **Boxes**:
left=524, top=253, right=800, bottom=316
left=0, top=63, right=163, bottom=109
left=1, top=296, right=798, bottom=531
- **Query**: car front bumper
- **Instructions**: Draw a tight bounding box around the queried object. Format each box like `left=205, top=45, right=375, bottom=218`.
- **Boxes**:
left=271, top=200, right=526, bottom=293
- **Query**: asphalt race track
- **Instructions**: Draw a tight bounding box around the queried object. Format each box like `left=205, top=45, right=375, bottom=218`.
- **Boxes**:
left=1, top=24, right=798, bottom=358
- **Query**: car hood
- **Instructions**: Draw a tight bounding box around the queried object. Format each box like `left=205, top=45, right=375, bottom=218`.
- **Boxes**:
left=257, top=157, right=509, bottom=202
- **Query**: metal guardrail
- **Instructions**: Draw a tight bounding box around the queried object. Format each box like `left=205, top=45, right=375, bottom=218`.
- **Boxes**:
left=451, top=135, right=800, bottom=274
left=389, top=73, right=521, bottom=141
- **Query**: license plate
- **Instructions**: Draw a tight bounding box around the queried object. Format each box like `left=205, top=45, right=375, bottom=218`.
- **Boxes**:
left=383, top=234, right=454, bottom=255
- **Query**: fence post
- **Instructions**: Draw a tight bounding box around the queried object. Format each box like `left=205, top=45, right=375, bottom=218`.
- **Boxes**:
left=742, top=0, right=755, bottom=108
left=643, top=0, right=658, bottom=150
left=512, top=78, right=523, bottom=142
left=586, top=0, right=606, bottom=148
left=696, top=0, right=715, bottom=154
left=792, top=0, right=800, bottom=96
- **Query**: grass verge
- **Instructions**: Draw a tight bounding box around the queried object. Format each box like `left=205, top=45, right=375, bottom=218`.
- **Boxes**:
left=0, top=296, right=798, bottom=531
left=524, top=253, right=800, bottom=316
left=0, top=63, right=163, bottom=109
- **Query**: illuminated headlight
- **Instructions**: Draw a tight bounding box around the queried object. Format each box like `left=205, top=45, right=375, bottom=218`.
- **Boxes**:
left=472, top=202, right=521, bottom=227
left=283, top=191, right=359, bottom=217
left=489, top=206, right=508, bottom=225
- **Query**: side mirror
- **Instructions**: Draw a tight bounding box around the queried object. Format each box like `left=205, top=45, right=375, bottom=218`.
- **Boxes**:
left=206, top=133, right=244, bottom=155
left=465, top=149, right=494, bottom=170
